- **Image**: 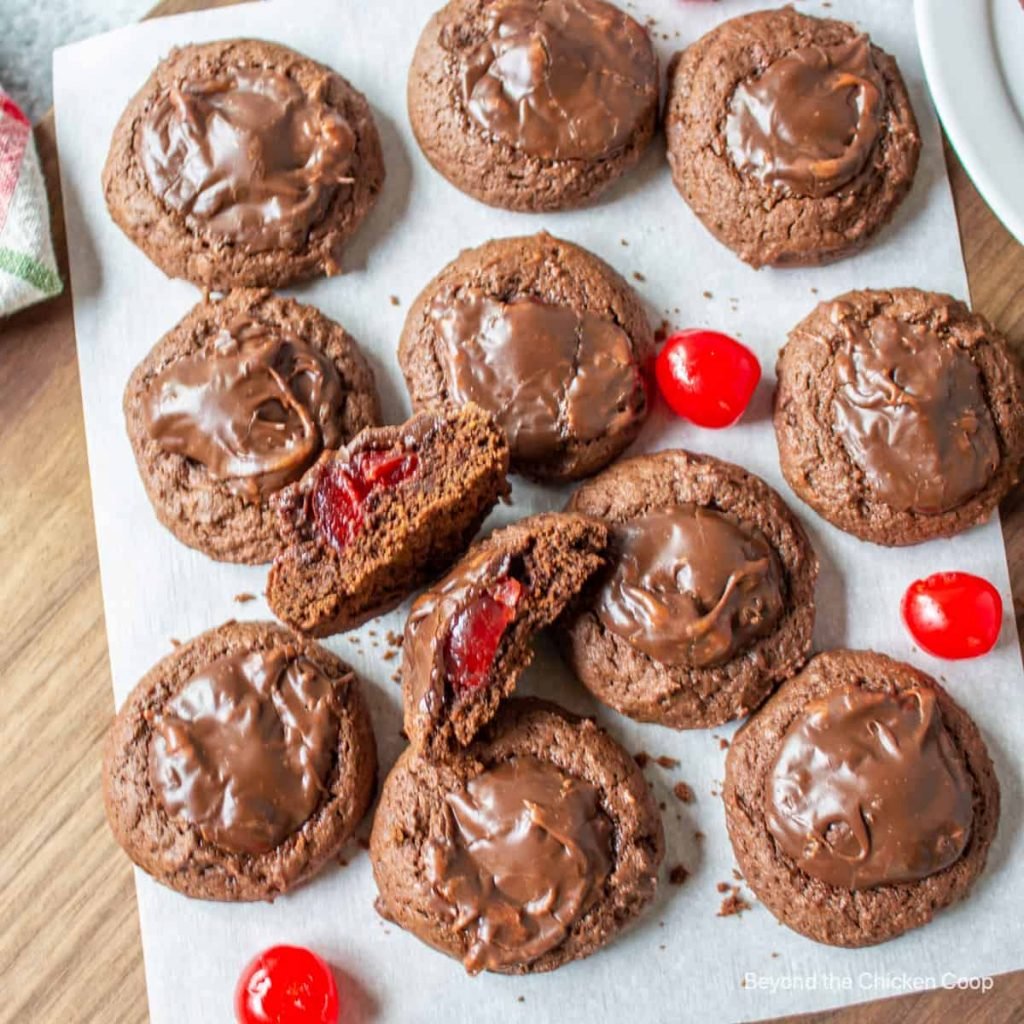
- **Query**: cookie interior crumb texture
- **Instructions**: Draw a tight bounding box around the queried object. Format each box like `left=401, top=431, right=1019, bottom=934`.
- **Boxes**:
left=402, top=513, right=608, bottom=760
left=267, top=404, right=510, bottom=637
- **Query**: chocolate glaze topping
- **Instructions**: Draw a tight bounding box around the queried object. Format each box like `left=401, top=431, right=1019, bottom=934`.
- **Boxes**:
left=423, top=755, right=612, bottom=973
left=766, top=686, right=973, bottom=890
left=140, top=67, right=356, bottom=251
left=458, top=0, right=657, bottom=161
left=143, top=314, right=345, bottom=500
left=596, top=506, right=784, bottom=668
left=429, top=287, right=639, bottom=464
left=149, top=647, right=338, bottom=856
left=725, top=35, right=884, bottom=198
left=831, top=308, right=999, bottom=514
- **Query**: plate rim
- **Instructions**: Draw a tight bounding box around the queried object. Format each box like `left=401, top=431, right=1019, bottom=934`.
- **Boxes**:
left=915, top=0, right=1024, bottom=245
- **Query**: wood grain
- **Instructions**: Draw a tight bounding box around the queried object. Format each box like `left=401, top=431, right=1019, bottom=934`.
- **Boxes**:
left=1, top=3, right=1023, bottom=1020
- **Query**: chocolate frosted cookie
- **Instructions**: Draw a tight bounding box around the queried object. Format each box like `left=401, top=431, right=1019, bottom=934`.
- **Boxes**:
left=775, top=288, right=1024, bottom=546
left=408, top=0, right=658, bottom=210
left=665, top=9, right=920, bottom=267
left=371, top=699, right=663, bottom=973
left=267, top=404, right=510, bottom=637
left=124, top=288, right=379, bottom=564
left=724, top=650, right=999, bottom=946
left=403, top=513, right=607, bottom=759
left=103, top=621, right=377, bottom=901
left=104, top=40, right=384, bottom=289
left=399, top=233, right=652, bottom=481
left=560, top=451, right=817, bottom=729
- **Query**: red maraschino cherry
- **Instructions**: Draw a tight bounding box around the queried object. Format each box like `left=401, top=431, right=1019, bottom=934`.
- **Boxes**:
left=655, top=329, right=761, bottom=428
left=901, top=572, right=1003, bottom=660
left=235, top=945, right=339, bottom=1024
left=445, top=577, right=523, bottom=696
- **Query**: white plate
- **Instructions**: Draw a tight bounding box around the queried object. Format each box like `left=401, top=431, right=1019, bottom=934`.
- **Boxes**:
left=916, top=0, right=1024, bottom=244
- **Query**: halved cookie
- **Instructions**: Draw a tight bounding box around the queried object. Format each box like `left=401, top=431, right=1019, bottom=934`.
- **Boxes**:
left=402, top=512, right=607, bottom=759
left=124, top=289, right=380, bottom=564
left=267, top=404, right=510, bottom=637
left=724, top=650, right=999, bottom=946
left=775, top=288, right=1024, bottom=545
left=560, top=451, right=817, bottom=729
left=371, top=699, right=664, bottom=974
left=102, top=621, right=377, bottom=902
left=408, top=0, right=659, bottom=211
left=399, top=232, right=653, bottom=482
left=103, top=39, right=384, bottom=289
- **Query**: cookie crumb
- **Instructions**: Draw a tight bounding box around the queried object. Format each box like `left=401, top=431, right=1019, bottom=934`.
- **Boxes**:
left=669, top=864, right=689, bottom=885
left=694, top=830, right=705, bottom=841
left=517, top=996, right=525, bottom=1004
left=717, top=887, right=751, bottom=918
left=655, top=754, right=679, bottom=769
left=620, top=238, right=629, bottom=246
left=632, top=271, right=646, bottom=283
left=634, top=750, right=650, bottom=769
left=716, top=881, right=731, bottom=893
left=654, top=319, right=671, bottom=345
left=170, top=638, right=181, bottom=647
left=673, top=781, right=695, bottom=803
left=390, top=295, right=401, bottom=306
left=383, top=650, right=397, bottom=662
left=233, top=592, right=256, bottom=604
left=702, top=290, right=713, bottom=299
left=386, top=630, right=404, bottom=647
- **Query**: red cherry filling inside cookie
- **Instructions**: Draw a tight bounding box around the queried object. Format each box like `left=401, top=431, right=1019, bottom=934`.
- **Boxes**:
left=312, top=448, right=419, bottom=552
left=445, top=578, right=524, bottom=697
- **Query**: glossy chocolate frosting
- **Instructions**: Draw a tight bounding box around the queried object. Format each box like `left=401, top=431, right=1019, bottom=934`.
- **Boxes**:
left=725, top=35, right=884, bottom=197
left=831, top=309, right=999, bottom=514
left=596, top=505, right=784, bottom=668
left=458, top=0, right=656, bottom=161
left=149, top=647, right=338, bottom=856
left=423, top=755, right=612, bottom=973
left=766, top=686, right=973, bottom=890
left=143, top=314, right=345, bottom=499
left=140, top=67, right=356, bottom=251
left=429, top=287, right=638, bottom=464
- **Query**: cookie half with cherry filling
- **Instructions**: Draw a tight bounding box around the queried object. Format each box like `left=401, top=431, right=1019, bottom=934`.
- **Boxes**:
left=398, top=232, right=653, bottom=482
left=664, top=8, right=920, bottom=267
left=102, top=620, right=377, bottom=902
left=775, top=288, right=1024, bottom=546
left=408, top=0, right=659, bottom=211
left=559, top=450, right=817, bottom=729
left=124, top=288, right=380, bottom=564
left=724, top=650, right=999, bottom=946
left=103, top=39, right=384, bottom=289
left=402, top=513, right=608, bottom=760
left=267, top=404, right=510, bottom=637
left=371, top=698, right=664, bottom=974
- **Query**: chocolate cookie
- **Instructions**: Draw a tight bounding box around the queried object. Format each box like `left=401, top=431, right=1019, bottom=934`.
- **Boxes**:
left=664, top=9, right=920, bottom=267
left=407, top=0, right=658, bottom=211
left=724, top=650, right=999, bottom=946
left=266, top=404, right=510, bottom=637
left=103, top=621, right=377, bottom=902
left=124, top=288, right=380, bottom=564
left=398, top=233, right=652, bottom=481
left=371, top=699, right=663, bottom=973
left=775, top=288, right=1024, bottom=546
left=560, top=451, right=817, bottom=729
left=103, top=39, right=384, bottom=289
left=403, top=513, right=607, bottom=760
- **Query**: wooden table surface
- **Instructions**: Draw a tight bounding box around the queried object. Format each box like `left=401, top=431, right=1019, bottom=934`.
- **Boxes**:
left=2, top=2, right=1023, bottom=1021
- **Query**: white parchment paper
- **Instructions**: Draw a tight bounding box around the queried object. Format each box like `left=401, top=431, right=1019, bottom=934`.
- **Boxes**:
left=53, top=1, right=1024, bottom=1020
